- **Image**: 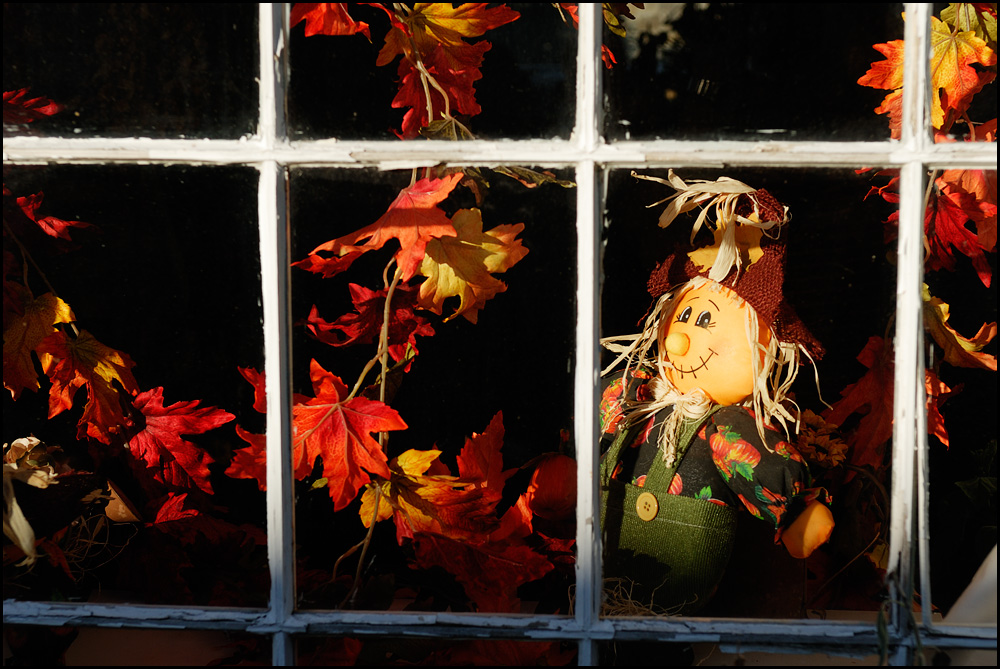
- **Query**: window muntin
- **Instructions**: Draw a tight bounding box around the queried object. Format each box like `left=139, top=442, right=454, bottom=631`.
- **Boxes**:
left=2, top=3, right=995, bottom=666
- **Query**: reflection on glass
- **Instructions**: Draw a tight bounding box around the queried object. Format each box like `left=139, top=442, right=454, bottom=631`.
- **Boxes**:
left=288, top=3, right=576, bottom=140
left=603, top=4, right=904, bottom=140
left=3, top=165, right=267, bottom=607
left=2, top=4, right=257, bottom=138
left=288, top=166, right=576, bottom=613
left=601, top=168, right=896, bottom=618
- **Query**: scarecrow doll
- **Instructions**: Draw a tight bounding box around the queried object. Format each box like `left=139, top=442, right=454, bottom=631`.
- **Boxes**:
left=600, top=172, right=835, bottom=614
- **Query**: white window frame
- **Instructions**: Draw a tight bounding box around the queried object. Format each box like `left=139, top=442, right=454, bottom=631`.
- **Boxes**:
left=3, top=4, right=996, bottom=665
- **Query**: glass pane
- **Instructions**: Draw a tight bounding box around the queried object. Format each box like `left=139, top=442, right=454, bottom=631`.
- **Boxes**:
left=603, top=3, right=904, bottom=141
left=3, top=4, right=257, bottom=138
left=601, top=167, right=897, bottom=618
left=288, top=3, right=576, bottom=140
left=4, top=625, right=270, bottom=666
left=3, top=165, right=267, bottom=606
left=296, top=636, right=576, bottom=665
left=289, top=166, right=576, bottom=614
left=925, top=168, right=997, bottom=619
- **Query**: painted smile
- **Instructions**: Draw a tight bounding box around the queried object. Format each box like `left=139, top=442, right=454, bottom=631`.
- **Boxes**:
left=666, top=349, right=717, bottom=378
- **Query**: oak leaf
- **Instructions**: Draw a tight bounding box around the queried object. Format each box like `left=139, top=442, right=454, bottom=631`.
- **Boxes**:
left=292, top=359, right=407, bottom=511
left=301, top=174, right=462, bottom=281
left=823, top=337, right=895, bottom=471
left=923, top=285, right=997, bottom=371
left=2, top=292, right=74, bottom=399
left=290, top=3, right=370, bottom=39
left=127, top=387, right=234, bottom=494
left=417, top=208, right=529, bottom=323
left=302, top=282, right=435, bottom=368
left=37, top=329, right=139, bottom=444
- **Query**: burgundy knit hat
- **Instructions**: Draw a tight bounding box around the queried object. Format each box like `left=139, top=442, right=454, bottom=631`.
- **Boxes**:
left=646, top=190, right=825, bottom=361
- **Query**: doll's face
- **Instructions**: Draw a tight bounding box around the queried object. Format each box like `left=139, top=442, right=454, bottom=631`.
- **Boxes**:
left=659, top=281, right=771, bottom=406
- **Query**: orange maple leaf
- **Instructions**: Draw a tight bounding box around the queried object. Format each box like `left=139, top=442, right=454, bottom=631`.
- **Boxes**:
left=290, top=3, right=371, bottom=39
left=226, top=367, right=267, bottom=490
left=2, top=291, right=74, bottom=399
left=37, top=329, right=139, bottom=444
left=925, top=369, right=958, bottom=449
left=858, top=39, right=905, bottom=138
left=823, top=336, right=895, bottom=472
left=416, top=208, right=529, bottom=323
left=302, top=174, right=462, bottom=281
left=292, top=359, right=407, bottom=511
left=923, top=285, right=997, bottom=371
left=376, top=3, right=519, bottom=67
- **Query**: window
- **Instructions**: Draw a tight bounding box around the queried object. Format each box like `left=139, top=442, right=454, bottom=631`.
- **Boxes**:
left=4, top=4, right=996, bottom=665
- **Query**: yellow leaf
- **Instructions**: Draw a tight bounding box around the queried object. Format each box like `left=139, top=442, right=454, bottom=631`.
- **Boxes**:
left=923, top=285, right=997, bottom=371
left=2, top=292, right=75, bottom=400
left=929, top=15, right=997, bottom=129
left=417, top=208, right=529, bottom=323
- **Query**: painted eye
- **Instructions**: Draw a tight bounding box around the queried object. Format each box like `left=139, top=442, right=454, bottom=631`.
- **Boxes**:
left=695, top=310, right=713, bottom=329
left=677, top=306, right=692, bottom=323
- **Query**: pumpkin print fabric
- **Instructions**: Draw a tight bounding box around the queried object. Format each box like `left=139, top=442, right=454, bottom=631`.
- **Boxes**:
left=600, top=368, right=827, bottom=539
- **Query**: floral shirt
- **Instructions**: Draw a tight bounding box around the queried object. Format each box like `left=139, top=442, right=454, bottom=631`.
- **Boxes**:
left=600, top=368, right=827, bottom=538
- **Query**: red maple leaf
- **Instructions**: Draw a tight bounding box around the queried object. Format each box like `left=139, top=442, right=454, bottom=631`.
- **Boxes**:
left=926, top=369, right=959, bottom=449
left=127, top=387, right=234, bottom=494
left=302, top=282, right=435, bottom=368
left=37, top=329, right=139, bottom=444
left=290, top=3, right=371, bottom=39
left=14, top=191, right=93, bottom=242
left=301, top=173, right=462, bottom=281
left=824, top=337, right=896, bottom=472
left=225, top=367, right=268, bottom=490
left=3, top=88, right=63, bottom=124
left=938, top=168, right=998, bottom=253
left=410, top=531, right=554, bottom=613
left=291, top=248, right=363, bottom=279
left=293, top=359, right=407, bottom=510
left=456, top=411, right=516, bottom=508
left=926, top=180, right=993, bottom=287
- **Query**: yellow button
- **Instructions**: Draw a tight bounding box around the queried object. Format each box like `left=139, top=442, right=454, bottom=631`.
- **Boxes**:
left=635, top=492, right=659, bottom=521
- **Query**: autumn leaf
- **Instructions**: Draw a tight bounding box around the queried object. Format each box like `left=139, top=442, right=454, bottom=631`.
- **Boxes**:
left=417, top=208, right=529, bottom=323
left=225, top=367, right=267, bottom=491
left=410, top=531, right=553, bottom=613
left=3, top=292, right=74, bottom=399
left=291, top=248, right=363, bottom=280
left=375, top=3, right=519, bottom=137
left=126, top=387, right=234, bottom=495
left=292, top=359, right=407, bottom=511
left=302, top=282, right=435, bottom=368
left=926, top=369, right=958, bottom=448
left=455, top=411, right=516, bottom=502
left=938, top=168, right=998, bottom=252
left=13, top=192, right=93, bottom=242
left=941, top=3, right=998, bottom=51
left=926, top=178, right=994, bottom=286
left=930, top=14, right=997, bottom=131
left=2, top=88, right=63, bottom=125
left=37, top=329, right=139, bottom=444
left=358, top=448, right=498, bottom=542
left=290, top=3, right=370, bottom=39
left=823, top=336, right=896, bottom=471
left=859, top=13, right=997, bottom=135
left=923, top=285, right=997, bottom=371
left=301, top=174, right=462, bottom=281
left=858, top=39, right=905, bottom=138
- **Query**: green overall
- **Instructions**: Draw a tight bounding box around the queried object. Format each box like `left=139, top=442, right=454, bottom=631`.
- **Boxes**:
left=600, top=408, right=736, bottom=614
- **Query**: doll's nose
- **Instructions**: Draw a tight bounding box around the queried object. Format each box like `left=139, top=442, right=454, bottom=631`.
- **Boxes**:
left=664, top=332, right=690, bottom=355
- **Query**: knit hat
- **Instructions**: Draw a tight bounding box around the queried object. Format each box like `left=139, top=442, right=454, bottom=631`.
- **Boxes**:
left=639, top=171, right=825, bottom=360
